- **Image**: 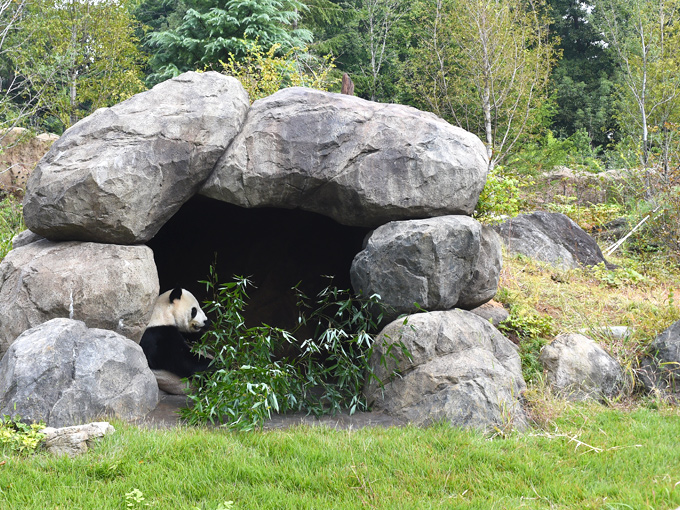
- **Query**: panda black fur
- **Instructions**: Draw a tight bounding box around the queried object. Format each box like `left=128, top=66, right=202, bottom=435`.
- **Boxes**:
left=140, top=287, right=212, bottom=379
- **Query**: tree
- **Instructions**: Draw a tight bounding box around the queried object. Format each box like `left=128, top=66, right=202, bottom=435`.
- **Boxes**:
left=548, top=0, right=618, bottom=147
left=145, top=0, right=313, bottom=85
left=405, top=0, right=559, bottom=170
left=596, top=0, right=680, bottom=178
left=359, top=0, right=410, bottom=101
left=11, top=0, right=146, bottom=132
left=0, top=0, right=44, bottom=133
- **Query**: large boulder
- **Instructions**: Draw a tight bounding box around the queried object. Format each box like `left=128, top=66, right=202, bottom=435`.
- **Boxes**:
left=457, top=225, right=503, bottom=309
left=350, top=216, right=500, bottom=317
left=201, top=87, right=488, bottom=227
left=23, top=71, right=250, bottom=244
left=365, top=310, right=527, bottom=430
left=639, top=320, right=680, bottom=394
left=494, top=211, right=613, bottom=270
left=0, top=238, right=159, bottom=355
left=0, top=319, right=158, bottom=427
left=539, top=333, right=625, bottom=402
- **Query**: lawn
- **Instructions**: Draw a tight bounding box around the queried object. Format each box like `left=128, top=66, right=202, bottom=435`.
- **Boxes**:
left=2, top=405, right=680, bottom=509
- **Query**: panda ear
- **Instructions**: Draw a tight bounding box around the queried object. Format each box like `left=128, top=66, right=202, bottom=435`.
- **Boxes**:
left=169, top=287, right=183, bottom=302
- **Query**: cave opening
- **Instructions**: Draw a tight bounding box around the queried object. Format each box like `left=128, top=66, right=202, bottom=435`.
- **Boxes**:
left=147, top=195, right=372, bottom=331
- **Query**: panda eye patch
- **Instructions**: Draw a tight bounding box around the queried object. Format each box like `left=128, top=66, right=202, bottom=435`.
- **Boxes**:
left=191, top=307, right=197, bottom=318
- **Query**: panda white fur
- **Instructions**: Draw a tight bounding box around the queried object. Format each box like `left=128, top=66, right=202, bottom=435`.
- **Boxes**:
left=140, top=288, right=212, bottom=385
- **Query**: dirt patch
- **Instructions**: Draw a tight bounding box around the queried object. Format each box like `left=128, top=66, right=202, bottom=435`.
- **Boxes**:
left=138, top=393, right=406, bottom=430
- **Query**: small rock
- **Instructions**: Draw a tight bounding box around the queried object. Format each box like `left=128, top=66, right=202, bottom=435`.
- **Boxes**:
left=469, top=300, right=509, bottom=327
left=40, top=422, right=115, bottom=457
left=539, top=333, right=625, bottom=402
left=495, top=211, right=614, bottom=270
left=639, top=320, right=680, bottom=394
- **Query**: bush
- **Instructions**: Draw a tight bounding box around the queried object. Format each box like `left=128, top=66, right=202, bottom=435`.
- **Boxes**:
left=0, top=195, right=24, bottom=260
left=474, top=166, right=529, bottom=222
left=0, top=416, right=45, bottom=454
left=221, top=39, right=338, bottom=102
left=182, top=270, right=402, bottom=431
left=498, top=307, right=554, bottom=383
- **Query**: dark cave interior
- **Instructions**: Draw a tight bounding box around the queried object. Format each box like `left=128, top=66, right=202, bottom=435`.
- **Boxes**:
left=147, top=195, right=372, bottom=331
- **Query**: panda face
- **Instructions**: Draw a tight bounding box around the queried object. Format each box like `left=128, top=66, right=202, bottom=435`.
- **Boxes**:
left=147, top=288, right=208, bottom=334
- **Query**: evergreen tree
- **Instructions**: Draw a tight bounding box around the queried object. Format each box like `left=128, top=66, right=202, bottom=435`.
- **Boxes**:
left=145, top=0, right=313, bottom=85
left=548, top=0, right=618, bottom=147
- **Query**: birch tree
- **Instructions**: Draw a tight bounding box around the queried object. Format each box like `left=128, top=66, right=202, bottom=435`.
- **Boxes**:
left=0, top=0, right=43, bottom=133
left=597, top=0, right=680, bottom=179
left=12, top=0, right=146, bottom=131
left=406, top=0, right=558, bottom=170
left=360, top=0, right=410, bottom=101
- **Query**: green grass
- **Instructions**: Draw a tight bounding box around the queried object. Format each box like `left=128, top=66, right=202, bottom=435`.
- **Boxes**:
left=2, top=406, right=680, bottom=509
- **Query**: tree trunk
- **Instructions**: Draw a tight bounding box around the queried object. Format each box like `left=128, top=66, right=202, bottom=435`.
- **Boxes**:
left=69, top=70, right=78, bottom=127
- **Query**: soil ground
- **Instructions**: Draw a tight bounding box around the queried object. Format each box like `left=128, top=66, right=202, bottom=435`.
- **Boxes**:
left=138, top=393, right=406, bottom=430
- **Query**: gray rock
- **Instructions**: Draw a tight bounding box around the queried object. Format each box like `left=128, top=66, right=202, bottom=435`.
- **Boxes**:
left=0, top=239, right=159, bottom=355
left=11, top=229, right=43, bottom=248
left=539, top=333, right=625, bottom=402
left=469, top=300, right=510, bottom=327
left=639, top=320, right=680, bottom=393
left=365, top=310, right=527, bottom=430
left=201, top=87, right=488, bottom=227
left=457, top=225, right=502, bottom=308
left=0, top=319, right=158, bottom=427
left=24, top=71, right=249, bottom=244
left=350, top=216, right=499, bottom=317
left=40, top=422, right=115, bottom=457
left=495, top=211, right=613, bottom=270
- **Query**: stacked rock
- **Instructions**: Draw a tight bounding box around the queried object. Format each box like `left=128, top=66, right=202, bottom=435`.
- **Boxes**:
left=0, top=72, right=525, bottom=430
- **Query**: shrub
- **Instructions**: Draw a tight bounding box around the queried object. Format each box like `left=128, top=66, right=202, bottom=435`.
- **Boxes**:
left=182, top=270, right=401, bottom=430
left=498, top=307, right=555, bottom=383
left=0, top=416, right=45, bottom=454
left=220, top=39, right=338, bottom=102
left=546, top=195, right=624, bottom=231
left=0, top=195, right=24, bottom=260
left=474, top=166, right=529, bottom=222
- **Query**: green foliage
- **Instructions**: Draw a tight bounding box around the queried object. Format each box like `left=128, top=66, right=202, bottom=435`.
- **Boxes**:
left=0, top=195, right=24, bottom=261
left=221, top=39, right=338, bottom=102
left=548, top=0, right=619, bottom=147
left=124, top=488, right=149, bottom=509
left=182, top=271, right=395, bottom=430
left=508, top=129, right=604, bottom=174
left=622, top=188, right=680, bottom=264
left=545, top=196, right=623, bottom=231
left=11, top=0, right=147, bottom=132
left=145, top=0, right=313, bottom=85
left=474, top=166, right=529, bottom=222
left=588, top=263, right=645, bottom=289
left=404, top=0, right=559, bottom=169
left=0, top=416, right=45, bottom=454
left=498, top=307, right=554, bottom=383
left=191, top=502, right=235, bottom=510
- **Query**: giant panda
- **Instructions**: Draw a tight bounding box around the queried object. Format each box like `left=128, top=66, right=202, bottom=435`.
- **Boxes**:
left=140, top=287, right=212, bottom=394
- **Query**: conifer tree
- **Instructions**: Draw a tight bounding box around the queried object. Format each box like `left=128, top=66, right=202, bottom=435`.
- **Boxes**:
left=146, top=0, right=313, bottom=85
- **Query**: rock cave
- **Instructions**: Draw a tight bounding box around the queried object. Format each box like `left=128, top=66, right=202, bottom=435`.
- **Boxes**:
left=148, top=195, right=372, bottom=330
left=0, top=72, right=532, bottom=430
